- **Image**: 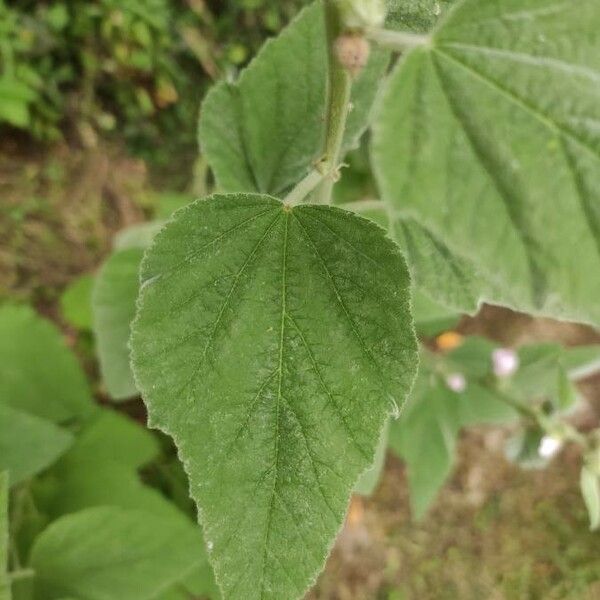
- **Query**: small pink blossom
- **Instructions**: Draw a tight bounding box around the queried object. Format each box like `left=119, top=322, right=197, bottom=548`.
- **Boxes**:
left=445, top=373, right=467, bottom=393
left=492, top=348, right=520, bottom=377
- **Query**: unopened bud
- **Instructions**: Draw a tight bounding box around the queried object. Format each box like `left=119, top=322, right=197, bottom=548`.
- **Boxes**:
left=334, top=34, right=370, bottom=76
left=445, top=373, right=467, bottom=393
left=538, top=435, right=563, bottom=459
left=492, top=348, right=520, bottom=378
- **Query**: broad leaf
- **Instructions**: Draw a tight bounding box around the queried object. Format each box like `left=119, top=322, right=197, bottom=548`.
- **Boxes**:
left=35, top=410, right=214, bottom=597
left=30, top=507, right=203, bottom=600
left=93, top=221, right=166, bottom=401
left=373, top=0, right=600, bottom=325
left=93, top=248, right=144, bottom=400
left=390, top=356, right=515, bottom=518
left=0, top=405, right=73, bottom=486
left=131, top=194, right=417, bottom=600
left=386, top=0, right=456, bottom=33
left=41, top=410, right=162, bottom=518
left=0, top=305, right=95, bottom=423
left=64, top=409, right=159, bottom=470
left=60, top=274, right=94, bottom=331
left=0, top=472, right=8, bottom=600
left=199, top=2, right=389, bottom=196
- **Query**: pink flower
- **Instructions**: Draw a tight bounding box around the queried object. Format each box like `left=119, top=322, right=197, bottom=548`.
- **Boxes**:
left=492, top=348, right=519, bottom=377
left=445, top=373, right=467, bottom=393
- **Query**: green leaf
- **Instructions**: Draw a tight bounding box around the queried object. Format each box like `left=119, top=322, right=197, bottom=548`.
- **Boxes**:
left=373, top=0, right=600, bottom=325
left=64, top=409, right=159, bottom=470
left=93, top=249, right=144, bottom=400
left=0, top=472, right=8, bottom=600
left=199, top=2, right=389, bottom=196
left=114, top=221, right=165, bottom=251
left=36, top=410, right=215, bottom=597
left=0, top=405, right=73, bottom=486
left=386, top=0, right=456, bottom=33
left=354, top=420, right=389, bottom=496
left=562, top=344, right=600, bottom=380
left=580, top=467, right=600, bottom=531
left=158, top=565, right=220, bottom=600
left=60, top=274, right=94, bottom=330
left=389, top=362, right=515, bottom=518
left=411, top=289, right=460, bottom=337
left=41, top=410, right=166, bottom=519
left=30, top=507, right=204, bottom=600
left=390, top=384, right=458, bottom=518
left=131, top=193, right=418, bottom=600
left=0, top=305, right=95, bottom=423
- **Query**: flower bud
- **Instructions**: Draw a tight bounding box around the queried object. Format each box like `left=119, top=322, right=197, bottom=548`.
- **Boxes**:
left=335, top=0, right=387, bottom=30
left=334, top=34, right=370, bottom=76
left=445, top=373, right=467, bottom=393
left=538, top=435, right=563, bottom=459
left=492, top=348, right=520, bottom=378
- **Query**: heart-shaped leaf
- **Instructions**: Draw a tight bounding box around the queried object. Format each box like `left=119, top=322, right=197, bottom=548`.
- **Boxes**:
left=131, top=194, right=417, bottom=600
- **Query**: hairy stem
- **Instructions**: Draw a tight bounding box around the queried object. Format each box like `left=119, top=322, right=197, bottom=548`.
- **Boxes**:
left=284, top=169, right=326, bottom=206
left=313, top=1, right=353, bottom=204
left=367, top=28, right=430, bottom=51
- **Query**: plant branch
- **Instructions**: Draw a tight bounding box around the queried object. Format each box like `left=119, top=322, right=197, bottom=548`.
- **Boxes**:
left=313, top=1, right=353, bottom=204
left=284, top=169, right=326, bottom=206
left=366, top=28, right=430, bottom=52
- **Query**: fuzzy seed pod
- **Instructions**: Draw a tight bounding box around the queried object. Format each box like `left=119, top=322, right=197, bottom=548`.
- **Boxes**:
left=334, top=34, right=371, bottom=76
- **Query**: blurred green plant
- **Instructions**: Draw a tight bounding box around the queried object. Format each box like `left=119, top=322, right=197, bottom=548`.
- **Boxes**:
left=0, top=0, right=304, bottom=151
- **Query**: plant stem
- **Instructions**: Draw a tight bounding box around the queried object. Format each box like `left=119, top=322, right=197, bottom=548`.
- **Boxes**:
left=284, top=169, right=326, bottom=206
left=313, top=1, right=353, bottom=205
left=366, top=28, right=430, bottom=52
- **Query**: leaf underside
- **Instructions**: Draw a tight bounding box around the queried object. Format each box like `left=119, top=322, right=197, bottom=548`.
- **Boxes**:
left=131, top=194, right=417, bottom=600
left=373, top=0, right=600, bottom=325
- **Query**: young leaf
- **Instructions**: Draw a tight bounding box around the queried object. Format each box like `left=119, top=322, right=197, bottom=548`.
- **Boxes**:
left=131, top=194, right=418, bottom=600
left=93, top=248, right=145, bottom=400
left=199, top=2, right=389, bottom=195
left=0, top=405, right=73, bottom=486
left=373, top=0, right=600, bottom=325
left=0, top=305, right=95, bottom=423
left=30, top=507, right=204, bottom=600
left=0, top=472, right=8, bottom=600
